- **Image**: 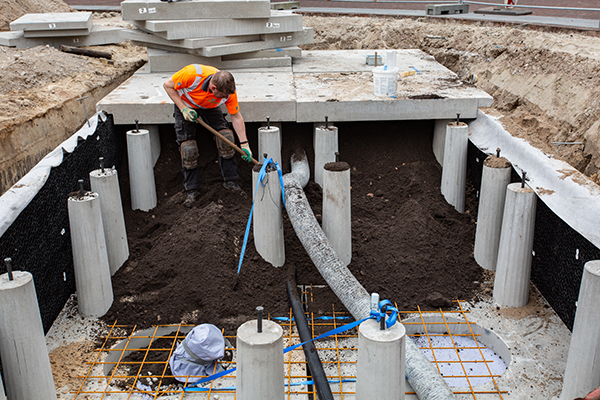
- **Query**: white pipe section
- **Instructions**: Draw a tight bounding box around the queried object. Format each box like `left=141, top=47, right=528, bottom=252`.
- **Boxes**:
left=493, top=182, right=537, bottom=307
left=236, top=319, right=284, bottom=400
left=560, top=260, right=600, bottom=400
left=252, top=165, right=285, bottom=267
left=283, top=152, right=456, bottom=400
left=473, top=156, right=511, bottom=271
left=322, top=162, right=352, bottom=267
left=258, top=125, right=282, bottom=166
left=356, top=318, right=406, bottom=400
left=126, top=128, right=157, bottom=212
left=140, top=124, right=161, bottom=167
left=432, top=119, right=452, bottom=166
left=313, top=124, right=339, bottom=187
left=440, top=122, right=468, bottom=213
left=68, top=192, right=114, bottom=317
left=0, top=272, right=57, bottom=400
left=90, top=168, right=129, bottom=275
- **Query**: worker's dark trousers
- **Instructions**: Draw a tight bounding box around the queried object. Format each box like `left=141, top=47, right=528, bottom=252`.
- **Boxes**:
left=173, top=105, right=239, bottom=191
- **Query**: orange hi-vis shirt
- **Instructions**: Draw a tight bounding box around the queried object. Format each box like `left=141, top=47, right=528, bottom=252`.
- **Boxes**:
left=172, top=64, right=240, bottom=115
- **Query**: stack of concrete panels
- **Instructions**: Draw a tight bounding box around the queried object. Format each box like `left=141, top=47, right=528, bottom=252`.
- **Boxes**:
left=119, top=0, right=313, bottom=71
left=0, top=12, right=123, bottom=49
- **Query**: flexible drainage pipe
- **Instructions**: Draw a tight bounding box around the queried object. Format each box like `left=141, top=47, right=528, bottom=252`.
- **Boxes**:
left=286, top=269, right=334, bottom=400
left=282, top=150, right=455, bottom=400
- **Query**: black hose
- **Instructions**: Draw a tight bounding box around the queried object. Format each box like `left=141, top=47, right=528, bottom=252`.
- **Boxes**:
left=286, top=269, right=334, bottom=400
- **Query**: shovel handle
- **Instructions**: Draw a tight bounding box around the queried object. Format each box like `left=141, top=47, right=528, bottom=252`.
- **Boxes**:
left=195, top=118, right=260, bottom=165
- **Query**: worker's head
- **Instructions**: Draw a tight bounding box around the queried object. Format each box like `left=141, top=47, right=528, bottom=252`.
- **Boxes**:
left=210, top=71, right=236, bottom=98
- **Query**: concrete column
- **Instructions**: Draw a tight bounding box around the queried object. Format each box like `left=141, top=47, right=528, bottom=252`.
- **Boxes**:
left=127, top=128, right=157, bottom=212
left=440, top=122, right=468, bottom=213
left=474, top=156, right=512, bottom=271
left=432, top=119, right=452, bottom=166
left=493, top=182, right=537, bottom=307
left=252, top=165, right=285, bottom=267
left=322, top=161, right=352, bottom=266
left=68, top=192, right=114, bottom=317
left=90, top=167, right=129, bottom=275
left=0, top=271, right=57, bottom=400
left=313, top=124, right=339, bottom=187
left=561, top=260, right=600, bottom=400
left=356, top=318, right=406, bottom=400
left=236, top=319, right=284, bottom=400
left=258, top=125, right=282, bottom=166
left=0, top=373, right=5, bottom=400
left=140, top=124, right=161, bottom=166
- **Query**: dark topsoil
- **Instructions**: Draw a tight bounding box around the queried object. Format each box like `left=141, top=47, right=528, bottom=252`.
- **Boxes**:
left=102, top=119, right=483, bottom=336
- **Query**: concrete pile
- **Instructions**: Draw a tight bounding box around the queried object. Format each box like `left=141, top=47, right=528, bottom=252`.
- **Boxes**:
left=0, top=12, right=123, bottom=49
left=119, top=0, right=313, bottom=71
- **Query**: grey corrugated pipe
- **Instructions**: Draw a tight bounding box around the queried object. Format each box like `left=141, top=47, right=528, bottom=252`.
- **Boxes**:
left=283, top=150, right=456, bottom=400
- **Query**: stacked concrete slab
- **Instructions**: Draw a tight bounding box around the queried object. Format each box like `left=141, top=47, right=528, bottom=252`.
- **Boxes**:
left=119, top=0, right=313, bottom=71
left=0, top=12, right=123, bottom=49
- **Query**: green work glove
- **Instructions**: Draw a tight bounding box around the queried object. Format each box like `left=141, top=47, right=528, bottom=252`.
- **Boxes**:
left=240, top=142, right=252, bottom=163
left=181, top=106, right=198, bottom=122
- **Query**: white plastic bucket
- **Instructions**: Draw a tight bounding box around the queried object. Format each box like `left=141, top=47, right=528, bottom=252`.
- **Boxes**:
left=373, top=66, right=399, bottom=97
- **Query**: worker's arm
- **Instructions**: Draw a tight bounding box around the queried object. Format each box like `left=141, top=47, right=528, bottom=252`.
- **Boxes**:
left=231, top=111, right=252, bottom=162
left=230, top=111, right=247, bottom=143
left=163, top=78, right=187, bottom=112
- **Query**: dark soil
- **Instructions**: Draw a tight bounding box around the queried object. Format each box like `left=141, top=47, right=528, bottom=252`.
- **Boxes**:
left=102, top=119, right=484, bottom=337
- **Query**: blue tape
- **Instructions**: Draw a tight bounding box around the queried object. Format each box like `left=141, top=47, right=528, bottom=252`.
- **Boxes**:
left=235, top=157, right=286, bottom=277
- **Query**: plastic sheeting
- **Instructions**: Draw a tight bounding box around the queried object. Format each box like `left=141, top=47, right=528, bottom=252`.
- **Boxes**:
left=0, top=112, right=105, bottom=238
left=169, top=324, right=225, bottom=382
left=468, top=110, right=600, bottom=249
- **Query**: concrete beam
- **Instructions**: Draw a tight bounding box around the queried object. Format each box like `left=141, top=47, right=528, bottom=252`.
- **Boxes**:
left=0, top=25, right=124, bottom=49
left=10, top=12, right=93, bottom=32
left=121, top=0, right=271, bottom=21
left=134, top=11, right=302, bottom=40
left=147, top=48, right=292, bottom=72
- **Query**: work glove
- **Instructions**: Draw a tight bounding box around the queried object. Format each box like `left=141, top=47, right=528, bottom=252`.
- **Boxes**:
left=240, top=142, right=252, bottom=163
left=181, top=106, right=198, bottom=122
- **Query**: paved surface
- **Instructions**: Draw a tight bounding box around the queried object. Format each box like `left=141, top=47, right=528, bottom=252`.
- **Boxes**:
left=63, top=0, right=600, bottom=21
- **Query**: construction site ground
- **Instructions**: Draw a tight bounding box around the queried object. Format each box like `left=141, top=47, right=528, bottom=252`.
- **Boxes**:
left=2, top=0, right=599, bottom=398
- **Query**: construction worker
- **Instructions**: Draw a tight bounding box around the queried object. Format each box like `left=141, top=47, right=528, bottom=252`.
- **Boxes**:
left=163, top=64, right=253, bottom=208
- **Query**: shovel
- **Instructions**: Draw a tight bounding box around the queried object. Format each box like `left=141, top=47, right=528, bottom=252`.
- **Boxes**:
left=195, top=118, right=259, bottom=165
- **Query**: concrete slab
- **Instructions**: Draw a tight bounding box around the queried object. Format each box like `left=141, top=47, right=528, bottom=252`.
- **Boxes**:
left=293, top=49, right=492, bottom=122
left=10, top=12, right=93, bottom=32
left=121, top=0, right=271, bottom=21
left=97, top=49, right=492, bottom=125
left=474, top=6, right=533, bottom=16
left=146, top=48, right=292, bottom=72
left=121, top=28, right=261, bottom=49
left=97, top=70, right=296, bottom=124
left=0, top=25, right=124, bottom=49
left=197, top=27, right=313, bottom=57
left=222, top=46, right=302, bottom=60
left=22, top=28, right=91, bottom=38
left=135, top=11, right=303, bottom=40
